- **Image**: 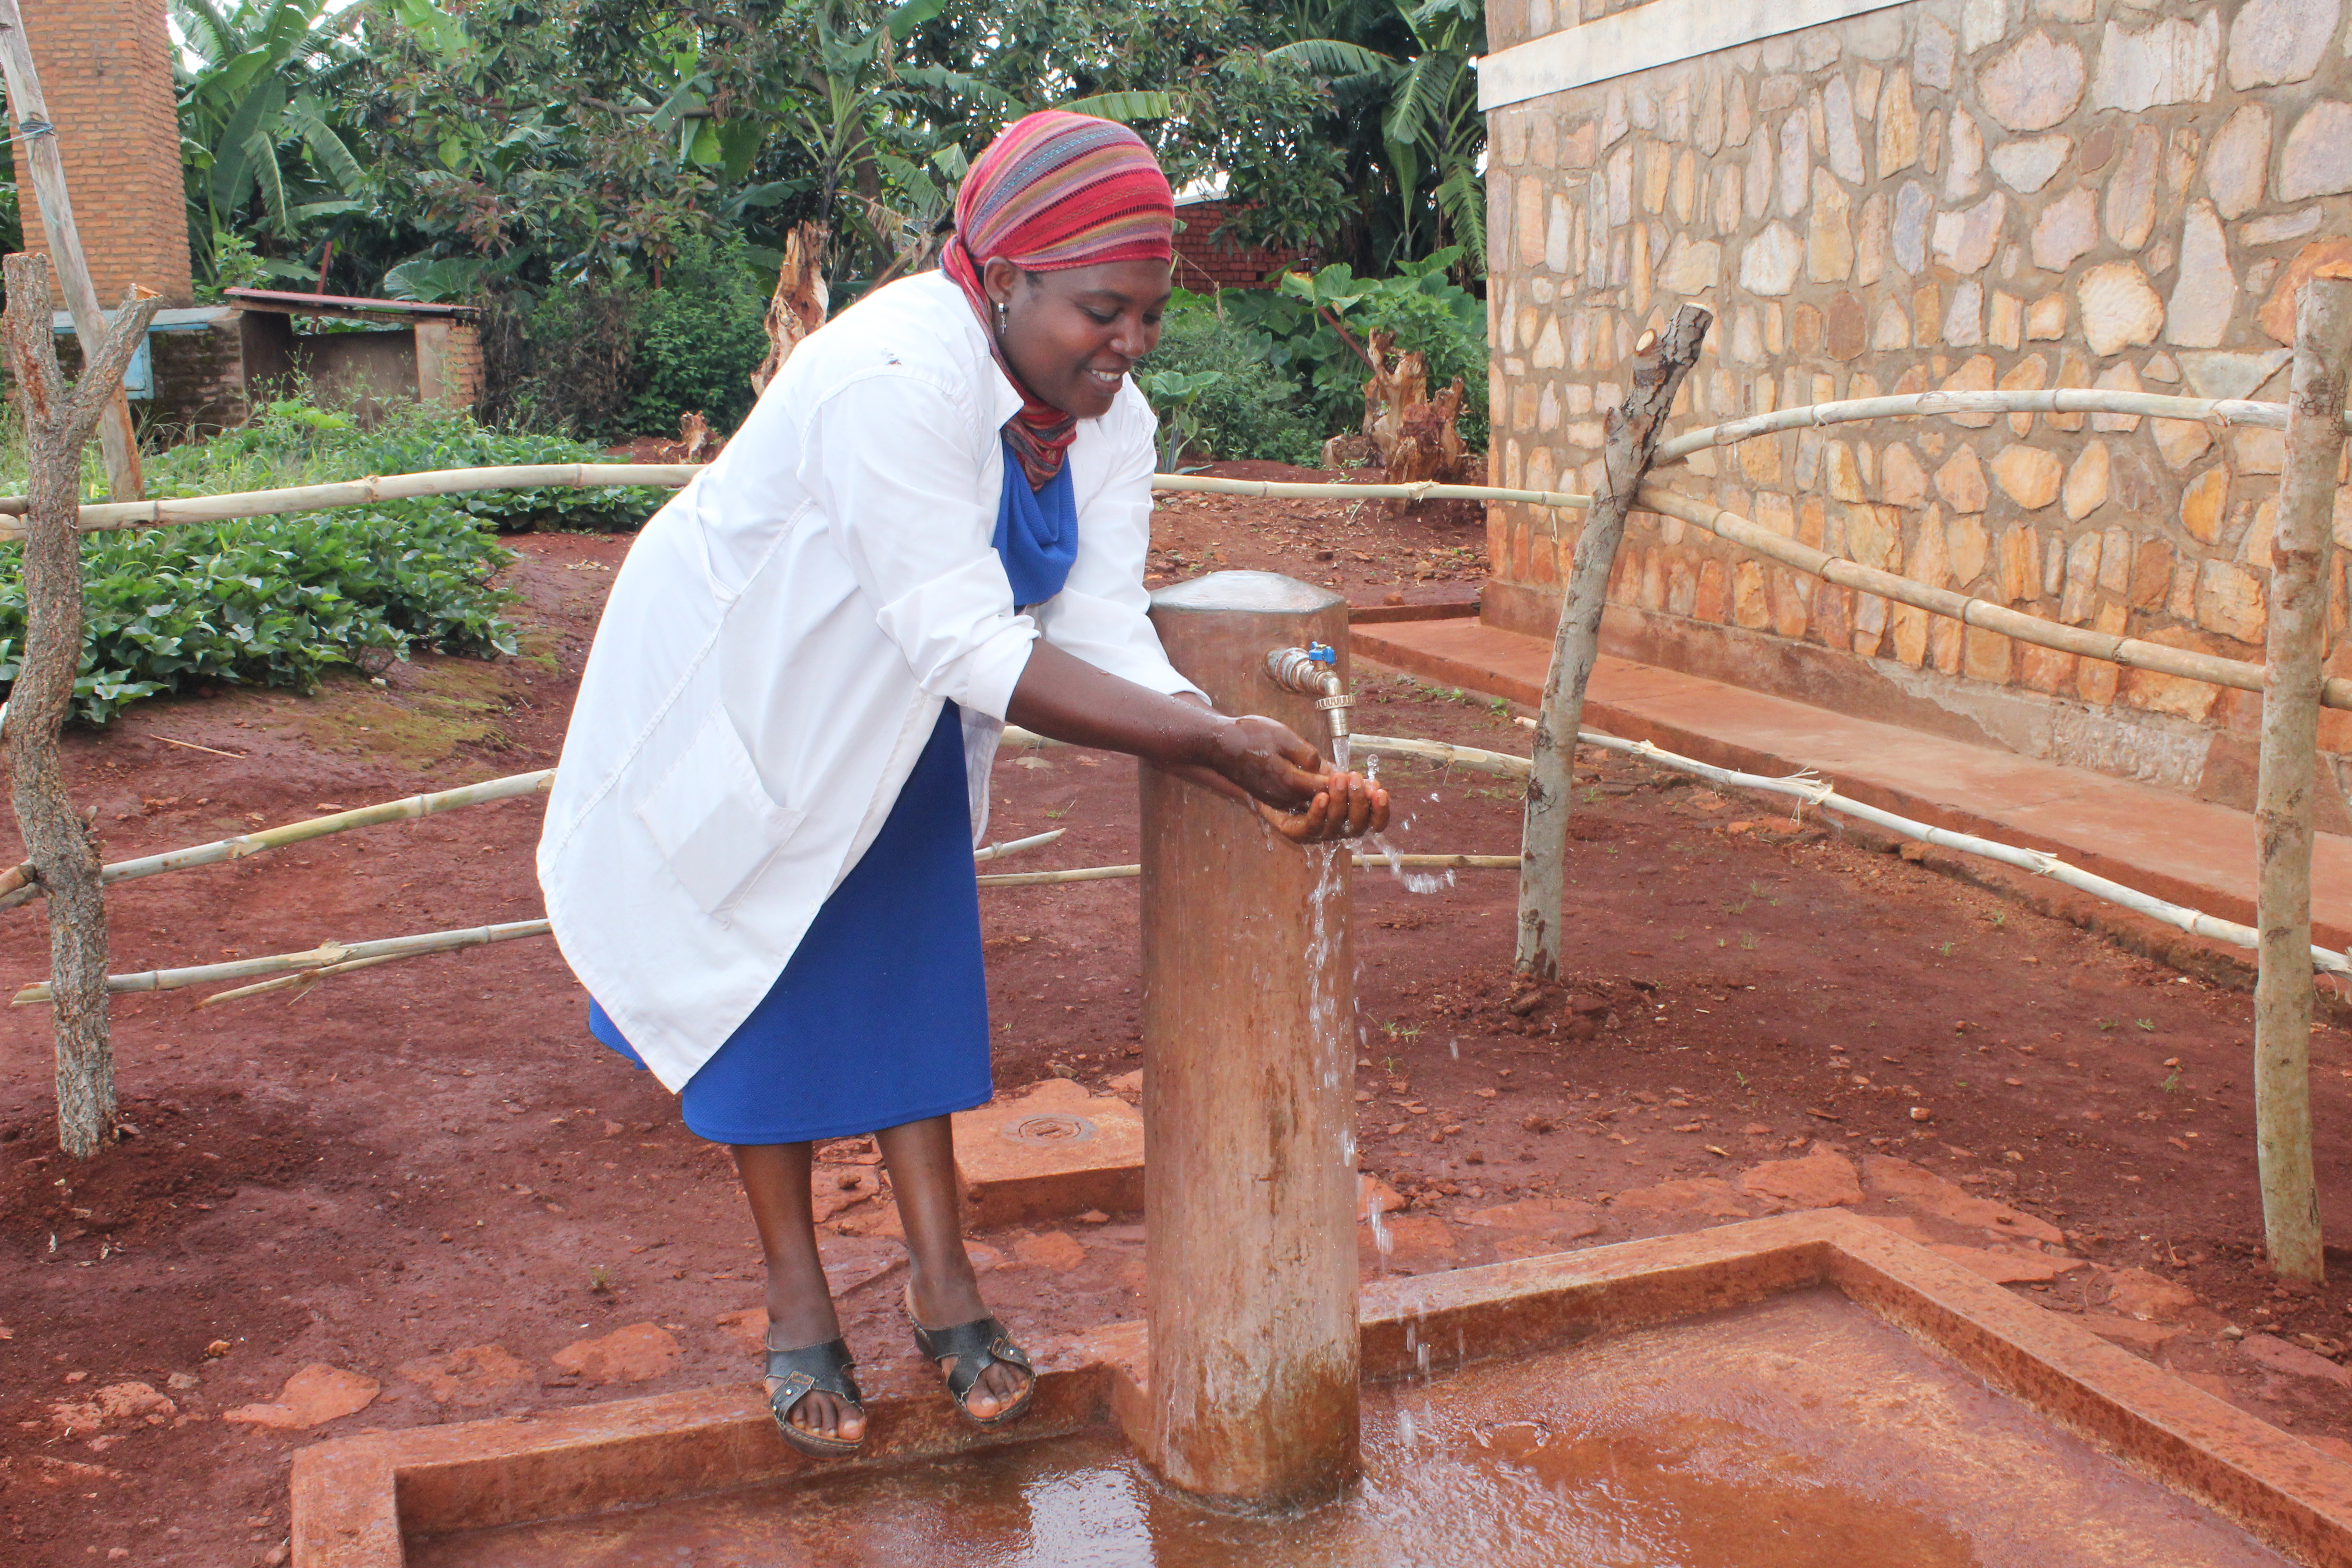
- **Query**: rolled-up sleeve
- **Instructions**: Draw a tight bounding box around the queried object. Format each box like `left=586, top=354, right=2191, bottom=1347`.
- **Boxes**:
left=807, top=371, right=1037, bottom=720
left=1035, top=389, right=1204, bottom=699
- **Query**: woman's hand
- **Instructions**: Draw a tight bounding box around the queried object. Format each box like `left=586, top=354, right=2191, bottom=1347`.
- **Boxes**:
left=1004, top=644, right=1388, bottom=840
left=1252, top=770, right=1390, bottom=843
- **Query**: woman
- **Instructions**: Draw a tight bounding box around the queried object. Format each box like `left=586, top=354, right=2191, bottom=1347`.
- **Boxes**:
left=536, top=111, right=1387, bottom=1458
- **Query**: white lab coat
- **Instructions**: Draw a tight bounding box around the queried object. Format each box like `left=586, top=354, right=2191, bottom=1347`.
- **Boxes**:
left=535, top=270, right=1199, bottom=1092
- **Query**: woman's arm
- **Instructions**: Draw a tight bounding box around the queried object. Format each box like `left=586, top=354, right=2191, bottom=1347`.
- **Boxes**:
left=1006, top=641, right=1385, bottom=842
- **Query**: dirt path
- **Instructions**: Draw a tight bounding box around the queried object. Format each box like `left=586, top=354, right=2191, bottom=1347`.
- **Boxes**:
left=1, top=478, right=2348, bottom=1566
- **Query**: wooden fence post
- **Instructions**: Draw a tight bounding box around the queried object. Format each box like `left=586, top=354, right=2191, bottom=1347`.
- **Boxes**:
left=2254, top=275, right=2352, bottom=1282
left=1, top=254, right=160, bottom=1157
left=1515, top=304, right=1711, bottom=978
left=0, top=0, right=146, bottom=501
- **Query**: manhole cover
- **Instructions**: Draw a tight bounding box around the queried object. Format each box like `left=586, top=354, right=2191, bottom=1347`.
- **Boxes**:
left=1000, top=1113, right=1096, bottom=1146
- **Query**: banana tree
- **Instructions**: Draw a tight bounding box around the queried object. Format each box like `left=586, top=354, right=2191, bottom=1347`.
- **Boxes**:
left=173, top=0, right=370, bottom=284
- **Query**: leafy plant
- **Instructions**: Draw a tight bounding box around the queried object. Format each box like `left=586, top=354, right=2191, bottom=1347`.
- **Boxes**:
left=1137, top=369, right=1224, bottom=472
left=1222, top=250, right=1488, bottom=451
left=1139, top=299, right=1322, bottom=466
left=0, top=507, right=517, bottom=725
left=623, top=230, right=772, bottom=435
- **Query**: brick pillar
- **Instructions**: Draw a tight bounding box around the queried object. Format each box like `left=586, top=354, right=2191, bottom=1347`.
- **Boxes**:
left=15, top=0, right=194, bottom=307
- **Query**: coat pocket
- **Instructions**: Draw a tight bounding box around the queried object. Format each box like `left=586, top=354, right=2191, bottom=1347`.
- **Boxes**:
left=633, top=708, right=804, bottom=922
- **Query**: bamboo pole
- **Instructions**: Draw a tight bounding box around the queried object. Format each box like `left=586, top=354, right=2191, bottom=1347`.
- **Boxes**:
left=972, top=828, right=1065, bottom=862
left=975, top=854, right=1522, bottom=889
left=1356, top=723, right=2352, bottom=976
left=1519, top=306, right=1712, bottom=979
left=0, top=0, right=142, bottom=500
left=196, top=952, right=404, bottom=1008
left=0, top=770, right=556, bottom=911
left=1351, top=732, right=1534, bottom=779
left=10, top=918, right=551, bottom=1006
left=2252, top=278, right=2352, bottom=1284
left=1650, top=387, right=2352, bottom=469
left=2, top=256, right=161, bottom=1156
left=1634, top=483, right=2352, bottom=713
left=1152, top=472, right=1596, bottom=511
left=0, top=463, right=705, bottom=540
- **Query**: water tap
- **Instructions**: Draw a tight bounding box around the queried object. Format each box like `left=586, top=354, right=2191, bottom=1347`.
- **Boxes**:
left=1265, top=642, right=1355, bottom=764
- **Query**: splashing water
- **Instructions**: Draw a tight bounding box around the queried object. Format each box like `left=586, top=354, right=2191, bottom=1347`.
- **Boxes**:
left=1354, top=754, right=1455, bottom=894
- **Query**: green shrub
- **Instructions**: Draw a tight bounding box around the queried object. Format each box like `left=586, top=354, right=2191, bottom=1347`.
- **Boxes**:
left=0, top=507, right=518, bottom=725
left=624, top=231, right=771, bottom=437
left=1222, top=250, right=1490, bottom=454
left=149, top=397, right=659, bottom=533
left=1140, top=299, right=1323, bottom=467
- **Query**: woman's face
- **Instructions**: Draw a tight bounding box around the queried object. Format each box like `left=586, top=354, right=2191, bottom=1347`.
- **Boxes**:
left=985, top=257, right=1171, bottom=419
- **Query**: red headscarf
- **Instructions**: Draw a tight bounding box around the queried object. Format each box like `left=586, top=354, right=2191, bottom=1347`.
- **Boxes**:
left=941, top=111, right=1175, bottom=490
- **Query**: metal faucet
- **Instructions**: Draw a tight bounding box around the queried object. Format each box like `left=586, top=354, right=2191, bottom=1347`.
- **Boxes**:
left=1265, top=642, right=1355, bottom=761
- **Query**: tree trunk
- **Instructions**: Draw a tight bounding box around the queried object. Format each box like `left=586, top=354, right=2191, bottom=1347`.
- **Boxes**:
left=2253, top=275, right=2352, bottom=1282
left=1, top=253, right=161, bottom=1157
left=0, top=0, right=144, bottom=501
left=1515, top=305, right=1711, bottom=978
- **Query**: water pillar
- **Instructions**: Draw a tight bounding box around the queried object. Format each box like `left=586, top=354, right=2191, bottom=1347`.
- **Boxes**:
left=1141, top=571, right=1360, bottom=1510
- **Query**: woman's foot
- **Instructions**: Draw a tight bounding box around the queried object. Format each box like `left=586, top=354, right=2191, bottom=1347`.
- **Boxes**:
left=906, top=1275, right=1035, bottom=1424
left=763, top=1336, right=866, bottom=1455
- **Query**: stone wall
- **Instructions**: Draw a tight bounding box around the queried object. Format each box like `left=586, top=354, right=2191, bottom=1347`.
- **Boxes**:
left=1481, top=0, right=2352, bottom=818
left=15, top=0, right=195, bottom=307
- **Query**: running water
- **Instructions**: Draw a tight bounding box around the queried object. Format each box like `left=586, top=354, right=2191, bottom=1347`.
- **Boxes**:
left=1357, top=755, right=1455, bottom=895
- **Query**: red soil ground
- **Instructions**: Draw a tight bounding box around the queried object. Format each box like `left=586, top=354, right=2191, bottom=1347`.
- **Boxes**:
left=3, top=465, right=2349, bottom=1566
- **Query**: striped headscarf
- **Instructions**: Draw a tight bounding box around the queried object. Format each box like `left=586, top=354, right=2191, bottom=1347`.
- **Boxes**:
left=943, top=110, right=1175, bottom=489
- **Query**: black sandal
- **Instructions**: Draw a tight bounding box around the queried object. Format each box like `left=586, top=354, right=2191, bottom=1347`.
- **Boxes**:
left=762, top=1337, right=866, bottom=1458
left=904, top=1285, right=1036, bottom=1429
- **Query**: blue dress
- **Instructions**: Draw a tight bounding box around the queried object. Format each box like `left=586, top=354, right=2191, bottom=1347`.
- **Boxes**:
left=585, top=438, right=1077, bottom=1146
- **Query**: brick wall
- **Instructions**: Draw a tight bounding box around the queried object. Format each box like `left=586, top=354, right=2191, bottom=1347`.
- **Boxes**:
left=1482, top=0, right=2352, bottom=818
left=15, top=0, right=195, bottom=307
left=1173, top=200, right=1308, bottom=291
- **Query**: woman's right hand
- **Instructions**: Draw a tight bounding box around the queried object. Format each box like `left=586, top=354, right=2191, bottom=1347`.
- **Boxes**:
left=1208, top=715, right=1391, bottom=843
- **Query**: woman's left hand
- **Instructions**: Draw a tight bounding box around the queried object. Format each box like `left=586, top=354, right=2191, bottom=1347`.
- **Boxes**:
left=1253, top=770, right=1389, bottom=843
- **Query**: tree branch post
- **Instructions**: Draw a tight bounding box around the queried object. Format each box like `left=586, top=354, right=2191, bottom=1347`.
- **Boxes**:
left=2, top=253, right=161, bottom=1157
left=0, top=0, right=146, bottom=501
left=1515, top=304, right=1711, bottom=978
left=2253, top=276, right=2352, bottom=1282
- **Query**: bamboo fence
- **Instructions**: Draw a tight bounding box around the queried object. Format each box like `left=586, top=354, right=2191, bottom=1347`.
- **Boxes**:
left=0, top=770, right=556, bottom=910
left=1350, top=728, right=2352, bottom=976
left=9, top=918, right=554, bottom=1005
left=1649, top=387, right=2352, bottom=469
left=1629, top=483, right=2352, bottom=711
left=7, top=844, right=1520, bottom=1004
left=0, top=776, right=1075, bottom=915
left=0, top=463, right=705, bottom=539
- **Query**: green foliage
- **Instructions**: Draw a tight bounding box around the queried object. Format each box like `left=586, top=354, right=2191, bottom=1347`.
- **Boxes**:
left=624, top=232, right=773, bottom=435
left=0, top=394, right=677, bottom=726
left=158, top=397, right=659, bottom=531
left=0, top=508, right=518, bottom=726
left=1139, top=302, right=1322, bottom=467
left=1222, top=251, right=1489, bottom=450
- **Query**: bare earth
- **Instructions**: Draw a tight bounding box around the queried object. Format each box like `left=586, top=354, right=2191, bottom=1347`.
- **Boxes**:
left=2, top=464, right=2348, bottom=1567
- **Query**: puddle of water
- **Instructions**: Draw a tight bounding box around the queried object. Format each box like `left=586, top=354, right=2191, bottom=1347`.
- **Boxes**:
left=412, top=1290, right=2287, bottom=1568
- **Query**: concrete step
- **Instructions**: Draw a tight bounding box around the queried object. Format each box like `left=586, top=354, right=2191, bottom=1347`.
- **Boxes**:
left=1352, top=615, right=2352, bottom=954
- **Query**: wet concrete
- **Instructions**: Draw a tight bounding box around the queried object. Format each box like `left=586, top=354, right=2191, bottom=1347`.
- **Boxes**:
left=408, top=1288, right=2287, bottom=1567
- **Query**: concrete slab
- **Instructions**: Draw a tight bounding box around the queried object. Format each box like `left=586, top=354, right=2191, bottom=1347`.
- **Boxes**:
left=294, top=1212, right=2352, bottom=1567
left=951, top=1078, right=1143, bottom=1229
left=1353, top=616, right=2352, bottom=951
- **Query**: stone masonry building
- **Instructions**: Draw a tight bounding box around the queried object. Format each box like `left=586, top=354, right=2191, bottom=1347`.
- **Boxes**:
left=1480, top=0, right=2352, bottom=821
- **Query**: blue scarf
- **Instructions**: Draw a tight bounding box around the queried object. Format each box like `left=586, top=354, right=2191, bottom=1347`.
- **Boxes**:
left=992, top=436, right=1078, bottom=608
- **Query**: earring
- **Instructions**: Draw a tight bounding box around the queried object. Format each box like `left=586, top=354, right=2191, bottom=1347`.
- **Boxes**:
left=994, top=301, right=1007, bottom=336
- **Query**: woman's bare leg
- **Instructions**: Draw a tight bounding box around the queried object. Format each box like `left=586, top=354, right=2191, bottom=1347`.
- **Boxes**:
left=733, top=1142, right=864, bottom=1442
left=874, top=1115, right=1032, bottom=1418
